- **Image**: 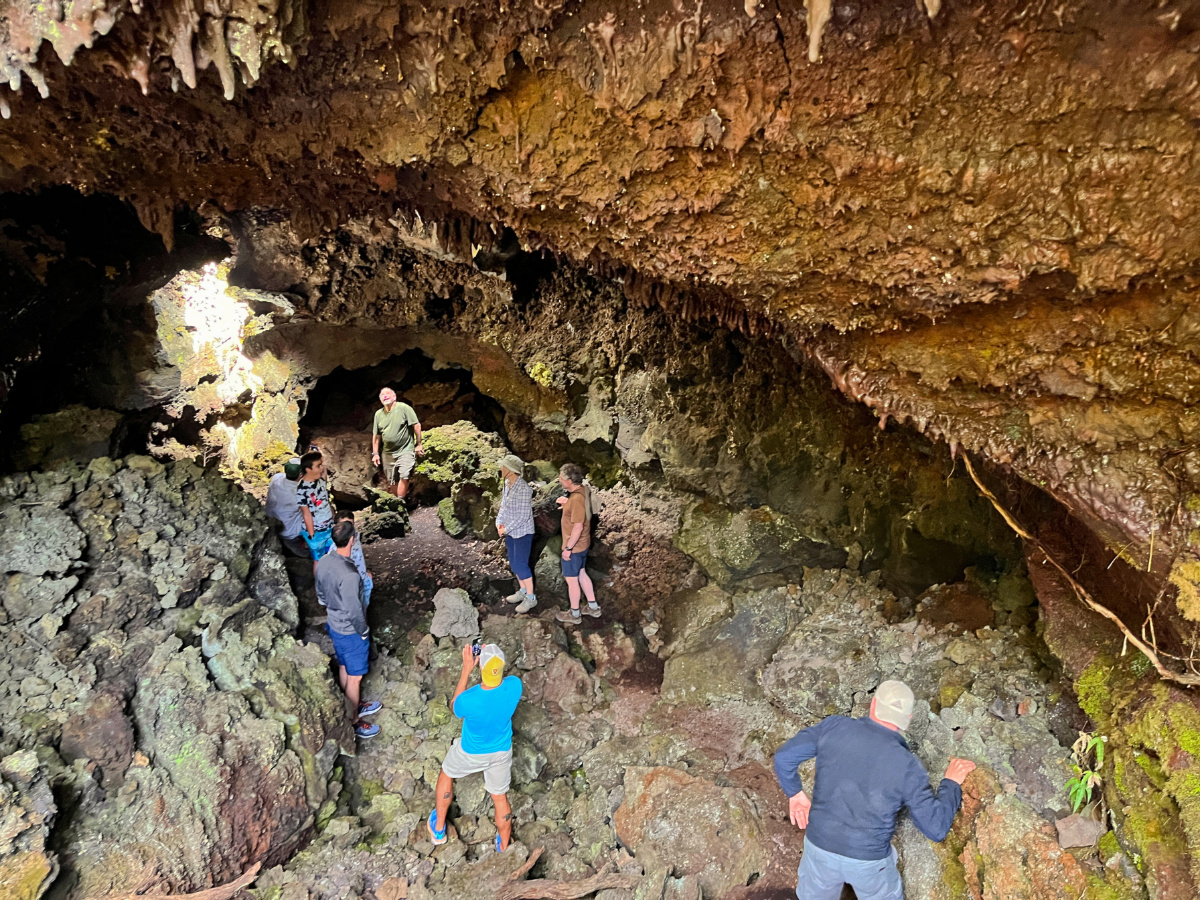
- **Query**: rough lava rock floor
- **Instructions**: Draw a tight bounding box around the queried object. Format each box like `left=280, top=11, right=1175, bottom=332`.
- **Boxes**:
left=263, top=519, right=1128, bottom=900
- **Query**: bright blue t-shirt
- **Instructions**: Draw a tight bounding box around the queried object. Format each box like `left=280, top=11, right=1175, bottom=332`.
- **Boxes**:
left=453, top=676, right=523, bottom=754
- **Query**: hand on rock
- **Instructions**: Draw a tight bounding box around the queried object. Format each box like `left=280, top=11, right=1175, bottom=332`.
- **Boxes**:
left=461, top=644, right=477, bottom=669
left=944, top=758, right=977, bottom=784
left=789, top=791, right=811, bottom=830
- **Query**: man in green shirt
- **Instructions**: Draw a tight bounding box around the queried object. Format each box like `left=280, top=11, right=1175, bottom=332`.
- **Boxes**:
left=371, top=387, right=424, bottom=499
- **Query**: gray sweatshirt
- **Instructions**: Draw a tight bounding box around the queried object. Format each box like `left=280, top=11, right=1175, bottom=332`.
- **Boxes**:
left=315, top=551, right=368, bottom=637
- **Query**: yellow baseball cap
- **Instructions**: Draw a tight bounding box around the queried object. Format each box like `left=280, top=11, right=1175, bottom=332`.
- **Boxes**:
left=479, top=643, right=506, bottom=687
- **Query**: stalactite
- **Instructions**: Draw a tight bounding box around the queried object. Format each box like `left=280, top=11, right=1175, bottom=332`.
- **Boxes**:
left=0, top=0, right=306, bottom=110
left=806, top=0, right=832, bottom=63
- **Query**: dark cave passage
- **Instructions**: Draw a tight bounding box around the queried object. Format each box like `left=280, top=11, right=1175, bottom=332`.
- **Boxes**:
left=298, top=348, right=509, bottom=442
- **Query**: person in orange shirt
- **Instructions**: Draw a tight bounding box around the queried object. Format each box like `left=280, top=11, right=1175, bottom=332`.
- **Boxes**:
left=553, top=463, right=600, bottom=626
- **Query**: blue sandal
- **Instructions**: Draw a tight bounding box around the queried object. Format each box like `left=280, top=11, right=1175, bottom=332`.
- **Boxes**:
left=427, top=809, right=447, bottom=845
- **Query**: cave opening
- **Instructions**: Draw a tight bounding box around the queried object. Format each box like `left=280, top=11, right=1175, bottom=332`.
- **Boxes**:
left=299, top=348, right=509, bottom=448
left=0, top=180, right=1191, bottom=895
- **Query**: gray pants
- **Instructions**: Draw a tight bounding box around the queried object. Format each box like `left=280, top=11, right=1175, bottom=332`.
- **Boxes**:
left=796, top=840, right=902, bottom=900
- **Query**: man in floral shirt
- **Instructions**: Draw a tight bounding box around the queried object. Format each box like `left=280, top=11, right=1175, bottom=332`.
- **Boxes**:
left=297, top=450, right=335, bottom=573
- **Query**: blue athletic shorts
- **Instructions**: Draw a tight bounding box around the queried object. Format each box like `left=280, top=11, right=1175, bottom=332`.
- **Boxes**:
left=327, top=625, right=370, bottom=676
left=304, top=528, right=334, bottom=560
left=505, top=533, right=534, bottom=581
left=561, top=547, right=589, bottom=578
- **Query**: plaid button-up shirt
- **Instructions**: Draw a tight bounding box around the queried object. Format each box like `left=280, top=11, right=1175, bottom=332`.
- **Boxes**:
left=496, top=476, right=535, bottom=538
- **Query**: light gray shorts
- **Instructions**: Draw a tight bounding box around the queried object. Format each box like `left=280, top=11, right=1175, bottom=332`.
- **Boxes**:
left=795, top=840, right=902, bottom=900
left=388, top=450, right=416, bottom=482
left=441, top=739, right=513, bottom=795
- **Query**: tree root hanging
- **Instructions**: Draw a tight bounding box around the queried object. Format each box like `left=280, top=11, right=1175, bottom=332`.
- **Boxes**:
left=495, top=850, right=641, bottom=900
left=92, top=863, right=261, bottom=900
left=962, top=455, right=1200, bottom=688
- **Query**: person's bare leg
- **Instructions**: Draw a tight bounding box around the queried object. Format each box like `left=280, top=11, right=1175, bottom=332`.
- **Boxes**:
left=578, top=568, right=597, bottom=606
left=338, top=665, right=348, bottom=692
left=565, top=575, right=581, bottom=611
left=398, top=477, right=410, bottom=499
left=345, top=674, right=362, bottom=717
left=434, top=771, right=454, bottom=832
left=518, top=576, right=534, bottom=595
left=492, top=792, right=513, bottom=850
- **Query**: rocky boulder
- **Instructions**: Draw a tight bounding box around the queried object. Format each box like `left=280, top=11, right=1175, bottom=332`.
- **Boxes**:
left=0, top=751, right=57, bottom=900
left=429, top=588, right=479, bottom=639
left=614, top=766, right=767, bottom=898
left=0, top=457, right=346, bottom=895
left=676, top=500, right=847, bottom=588
left=413, top=421, right=508, bottom=539
left=662, top=586, right=803, bottom=706
left=307, top=426, right=378, bottom=506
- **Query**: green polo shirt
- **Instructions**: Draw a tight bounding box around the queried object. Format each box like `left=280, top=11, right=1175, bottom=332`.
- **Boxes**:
left=373, top=403, right=419, bottom=455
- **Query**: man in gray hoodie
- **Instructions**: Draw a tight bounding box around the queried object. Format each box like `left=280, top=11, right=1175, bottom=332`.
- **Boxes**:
left=315, top=520, right=382, bottom=740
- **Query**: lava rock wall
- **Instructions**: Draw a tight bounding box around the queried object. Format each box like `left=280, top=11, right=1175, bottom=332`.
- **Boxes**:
left=0, top=456, right=349, bottom=896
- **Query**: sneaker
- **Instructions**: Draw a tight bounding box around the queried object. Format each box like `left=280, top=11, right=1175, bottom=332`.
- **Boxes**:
left=354, top=719, right=380, bottom=739
left=514, top=595, right=538, bottom=614
left=505, top=589, right=527, bottom=605
left=358, top=700, right=382, bottom=717
left=554, top=609, right=582, bottom=626
left=582, top=603, right=602, bottom=618
left=428, top=809, right=448, bottom=845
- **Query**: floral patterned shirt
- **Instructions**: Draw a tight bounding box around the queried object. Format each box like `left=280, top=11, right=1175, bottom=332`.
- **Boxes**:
left=297, top=478, right=334, bottom=532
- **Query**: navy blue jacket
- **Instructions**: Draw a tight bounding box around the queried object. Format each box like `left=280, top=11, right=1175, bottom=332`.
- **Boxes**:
left=773, top=715, right=963, bottom=861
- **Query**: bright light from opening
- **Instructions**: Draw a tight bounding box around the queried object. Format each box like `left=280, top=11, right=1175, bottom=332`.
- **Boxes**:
left=181, top=261, right=262, bottom=405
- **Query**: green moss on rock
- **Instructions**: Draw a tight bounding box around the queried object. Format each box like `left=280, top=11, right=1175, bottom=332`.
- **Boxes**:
left=1072, top=654, right=1200, bottom=890
left=437, top=496, right=468, bottom=538
left=1168, top=557, right=1200, bottom=622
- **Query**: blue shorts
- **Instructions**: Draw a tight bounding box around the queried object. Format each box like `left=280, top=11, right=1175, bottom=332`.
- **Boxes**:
left=327, top=626, right=370, bottom=676
left=304, top=528, right=334, bottom=560
left=505, top=533, right=534, bottom=581
left=561, top=547, right=589, bottom=578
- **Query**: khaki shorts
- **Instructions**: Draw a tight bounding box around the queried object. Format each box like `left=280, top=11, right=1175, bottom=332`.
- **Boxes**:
left=441, top=739, right=513, bottom=795
left=388, top=450, right=416, bottom=483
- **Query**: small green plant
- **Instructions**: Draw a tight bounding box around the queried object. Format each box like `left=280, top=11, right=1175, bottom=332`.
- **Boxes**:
left=1067, top=731, right=1106, bottom=813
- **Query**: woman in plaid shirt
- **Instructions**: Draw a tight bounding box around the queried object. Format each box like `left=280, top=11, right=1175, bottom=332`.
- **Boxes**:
left=496, top=454, right=537, bottom=613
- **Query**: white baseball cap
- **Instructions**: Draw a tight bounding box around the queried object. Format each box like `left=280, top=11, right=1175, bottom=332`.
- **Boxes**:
left=873, top=680, right=915, bottom=730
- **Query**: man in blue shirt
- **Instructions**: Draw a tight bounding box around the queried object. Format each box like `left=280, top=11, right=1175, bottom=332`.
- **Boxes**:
left=428, top=643, right=523, bottom=851
left=773, top=680, right=976, bottom=899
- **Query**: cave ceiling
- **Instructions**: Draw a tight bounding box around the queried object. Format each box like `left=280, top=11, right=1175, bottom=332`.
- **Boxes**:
left=3, top=0, right=1200, bottom=592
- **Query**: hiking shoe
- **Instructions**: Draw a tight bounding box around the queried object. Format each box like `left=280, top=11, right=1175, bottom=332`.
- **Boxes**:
left=515, top=595, right=538, bottom=614
left=554, top=609, right=582, bottom=626
left=354, top=719, right=380, bottom=739
left=428, top=809, right=448, bottom=845
left=505, top=589, right=527, bottom=604
left=358, top=700, right=382, bottom=717
left=582, top=603, right=602, bottom=618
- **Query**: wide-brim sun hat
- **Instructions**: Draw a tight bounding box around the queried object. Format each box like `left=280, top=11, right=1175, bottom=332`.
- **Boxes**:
left=498, top=454, right=525, bottom=476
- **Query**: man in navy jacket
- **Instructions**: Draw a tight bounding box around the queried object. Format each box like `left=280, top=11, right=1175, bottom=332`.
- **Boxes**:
left=773, top=680, right=976, bottom=899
